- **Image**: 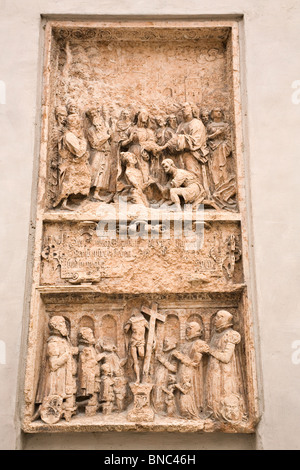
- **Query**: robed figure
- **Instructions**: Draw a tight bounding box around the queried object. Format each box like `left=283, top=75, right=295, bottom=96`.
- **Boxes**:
left=36, top=316, right=78, bottom=423
left=53, top=114, right=91, bottom=210
left=206, top=310, right=246, bottom=423
left=172, top=322, right=209, bottom=418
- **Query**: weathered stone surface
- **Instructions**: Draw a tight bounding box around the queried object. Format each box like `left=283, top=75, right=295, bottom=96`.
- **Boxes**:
left=41, top=220, right=243, bottom=290
left=22, top=20, right=258, bottom=434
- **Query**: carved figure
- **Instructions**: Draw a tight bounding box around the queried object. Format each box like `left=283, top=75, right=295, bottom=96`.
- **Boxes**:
left=96, top=340, right=127, bottom=376
left=121, top=109, right=158, bottom=182
left=175, top=370, right=199, bottom=419
left=219, top=393, right=245, bottom=424
left=207, top=108, right=236, bottom=208
left=155, top=115, right=168, bottom=146
left=124, top=309, right=149, bottom=383
left=153, top=114, right=169, bottom=184
left=166, top=114, right=178, bottom=133
left=115, top=108, right=133, bottom=141
left=162, top=102, right=209, bottom=190
left=67, top=99, right=80, bottom=116
left=164, top=114, right=181, bottom=168
left=172, top=322, right=209, bottom=415
left=51, top=106, right=68, bottom=190
left=207, top=108, right=232, bottom=187
left=162, top=374, right=177, bottom=417
left=206, top=310, right=245, bottom=422
left=55, top=105, right=68, bottom=128
left=77, top=327, right=101, bottom=416
left=94, top=340, right=127, bottom=412
left=100, top=363, right=115, bottom=415
left=154, top=337, right=177, bottom=412
left=109, top=108, right=133, bottom=200
left=161, top=158, right=205, bottom=209
left=53, top=114, right=91, bottom=210
left=36, top=316, right=78, bottom=423
left=113, top=373, right=127, bottom=412
left=200, top=108, right=210, bottom=127
left=87, top=108, right=112, bottom=201
left=120, top=151, right=151, bottom=206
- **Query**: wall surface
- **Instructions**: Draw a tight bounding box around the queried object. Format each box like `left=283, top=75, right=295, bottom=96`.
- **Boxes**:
left=0, top=0, right=299, bottom=450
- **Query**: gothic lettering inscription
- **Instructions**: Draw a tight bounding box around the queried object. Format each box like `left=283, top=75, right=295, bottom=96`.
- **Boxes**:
left=41, top=221, right=243, bottom=290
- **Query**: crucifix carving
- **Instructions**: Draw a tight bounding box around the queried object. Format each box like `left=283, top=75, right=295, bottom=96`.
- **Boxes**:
left=141, top=302, right=166, bottom=381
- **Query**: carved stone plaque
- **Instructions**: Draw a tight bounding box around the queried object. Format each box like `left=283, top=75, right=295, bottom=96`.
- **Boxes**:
left=23, top=20, right=259, bottom=433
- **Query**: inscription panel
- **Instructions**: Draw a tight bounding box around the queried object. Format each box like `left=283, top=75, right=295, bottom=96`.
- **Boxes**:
left=41, top=221, right=243, bottom=290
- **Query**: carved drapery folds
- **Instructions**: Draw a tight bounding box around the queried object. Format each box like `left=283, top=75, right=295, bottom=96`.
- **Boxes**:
left=23, top=22, right=258, bottom=434
left=49, top=100, right=237, bottom=212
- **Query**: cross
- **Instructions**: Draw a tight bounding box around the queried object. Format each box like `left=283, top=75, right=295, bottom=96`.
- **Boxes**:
left=141, top=302, right=165, bottom=381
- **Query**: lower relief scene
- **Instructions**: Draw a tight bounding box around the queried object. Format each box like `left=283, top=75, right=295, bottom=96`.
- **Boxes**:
left=28, top=291, right=252, bottom=432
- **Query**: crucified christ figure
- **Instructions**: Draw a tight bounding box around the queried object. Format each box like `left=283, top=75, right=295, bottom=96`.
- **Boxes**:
left=124, top=309, right=149, bottom=383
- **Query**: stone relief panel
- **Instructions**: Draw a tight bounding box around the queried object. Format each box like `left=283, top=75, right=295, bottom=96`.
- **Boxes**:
left=28, top=292, right=251, bottom=432
left=22, top=21, right=258, bottom=434
left=41, top=220, right=243, bottom=290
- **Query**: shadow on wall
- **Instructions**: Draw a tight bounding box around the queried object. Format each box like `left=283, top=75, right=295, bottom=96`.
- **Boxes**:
left=22, top=430, right=256, bottom=450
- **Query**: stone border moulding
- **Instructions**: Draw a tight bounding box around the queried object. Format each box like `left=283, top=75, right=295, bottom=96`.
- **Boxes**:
left=22, top=18, right=259, bottom=434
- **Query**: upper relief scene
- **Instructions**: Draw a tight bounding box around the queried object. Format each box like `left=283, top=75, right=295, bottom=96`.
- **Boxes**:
left=46, top=27, right=238, bottom=216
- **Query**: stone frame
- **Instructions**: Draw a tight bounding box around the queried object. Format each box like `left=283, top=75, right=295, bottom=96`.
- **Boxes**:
left=21, top=18, right=259, bottom=434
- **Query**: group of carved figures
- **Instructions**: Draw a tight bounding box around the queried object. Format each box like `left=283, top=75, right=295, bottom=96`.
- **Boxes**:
left=51, top=100, right=237, bottom=211
left=34, top=309, right=246, bottom=426
left=35, top=317, right=127, bottom=423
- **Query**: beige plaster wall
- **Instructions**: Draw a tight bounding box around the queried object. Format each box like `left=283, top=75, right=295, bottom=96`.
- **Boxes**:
left=0, top=0, right=299, bottom=450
